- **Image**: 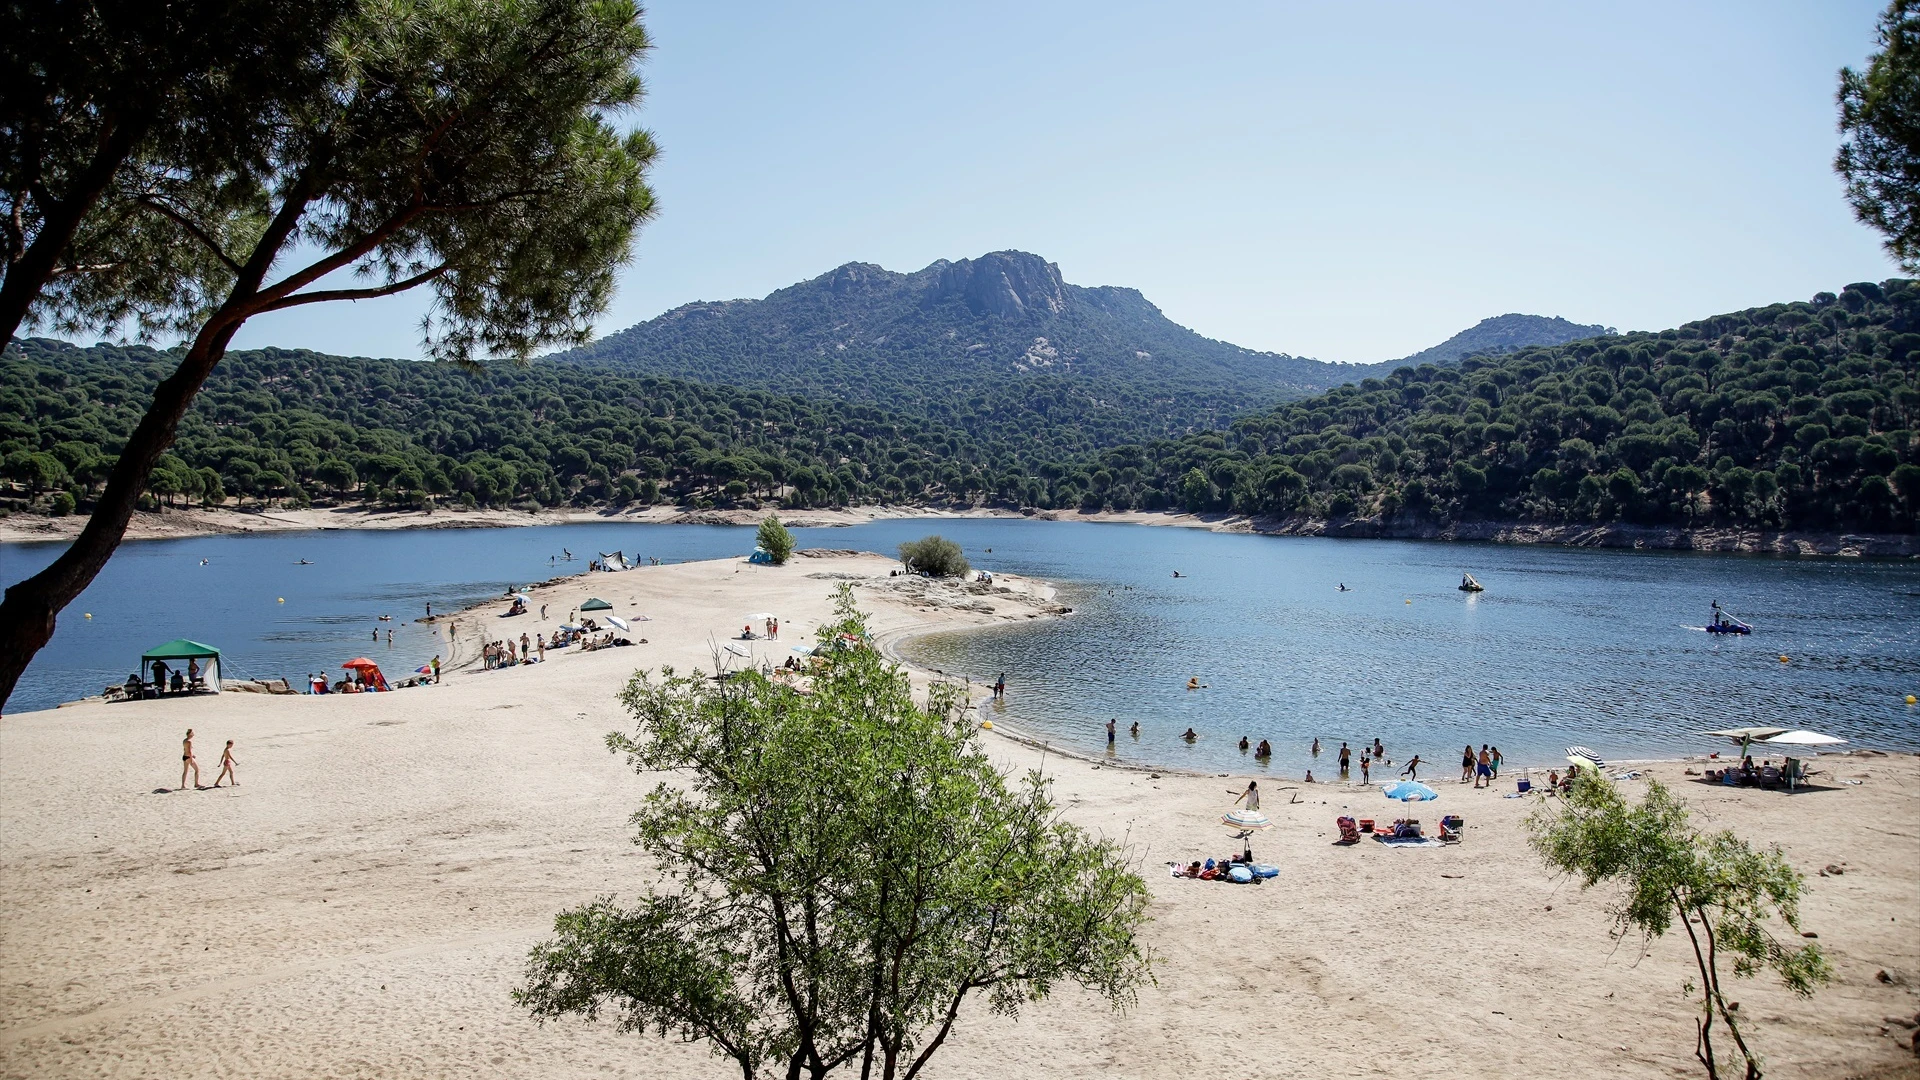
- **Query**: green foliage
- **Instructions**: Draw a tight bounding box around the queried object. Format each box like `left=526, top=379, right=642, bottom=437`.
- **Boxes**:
left=18, top=0, right=658, bottom=361
left=49, top=490, right=75, bottom=516
left=515, top=593, right=1152, bottom=1080
left=754, top=514, right=794, bottom=564
left=0, top=0, right=354, bottom=341
left=898, top=535, right=970, bottom=578
left=0, top=339, right=1055, bottom=510
left=1528, top=777, right=1830, bottom=1078
left=1838, top=1, right=1920, bottom=272
left=1096, top=284, right=1919, bottom=532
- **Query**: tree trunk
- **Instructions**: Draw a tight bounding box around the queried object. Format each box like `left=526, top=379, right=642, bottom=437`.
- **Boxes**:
left=0, top=116, right=147, bottom=344
left=0, top=319, right=237, bottom=711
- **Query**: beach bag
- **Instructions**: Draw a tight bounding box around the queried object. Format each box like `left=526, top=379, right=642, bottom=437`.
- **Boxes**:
left=1250, top=864, right=1279, bottom=879
left=1227, top=865, right=1254, bottom=884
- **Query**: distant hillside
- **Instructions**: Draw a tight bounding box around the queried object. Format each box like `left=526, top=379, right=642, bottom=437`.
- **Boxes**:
left=0, top=339, right=1054, bottom=513
left=1057, top=283, right=1918, bottom=535
left=551, top=251, right=1603, bottom=456
left=1392, top=314, right=1615, bottom=368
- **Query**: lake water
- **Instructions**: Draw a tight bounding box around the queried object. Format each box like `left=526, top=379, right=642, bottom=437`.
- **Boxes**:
left=5, top=519, right=1918, bottom=773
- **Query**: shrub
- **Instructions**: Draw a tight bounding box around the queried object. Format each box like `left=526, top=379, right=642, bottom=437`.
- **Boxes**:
left=755, top=514, right=795, bottom=564
left=899, top=535, right=969, bottom=578
left=49, top=491, right=76, bottom=517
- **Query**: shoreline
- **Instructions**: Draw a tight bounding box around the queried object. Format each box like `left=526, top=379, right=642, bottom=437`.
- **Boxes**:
left=4, top=500, right=1914, bottom=557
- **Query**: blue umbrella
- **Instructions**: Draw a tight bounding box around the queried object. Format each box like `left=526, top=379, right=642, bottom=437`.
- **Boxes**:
left=1382, top=781, right=1438, bottom=802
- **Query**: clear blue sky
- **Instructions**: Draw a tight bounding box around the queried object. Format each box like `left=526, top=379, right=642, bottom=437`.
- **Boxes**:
left=215, top=0, right=1895, bottom=365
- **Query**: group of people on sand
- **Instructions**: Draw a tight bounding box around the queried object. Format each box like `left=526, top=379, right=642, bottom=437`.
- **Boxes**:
left=1460, top=743, right=1504, bottom=787
left=177, top=729, right=237, bottom=791
left=741, top=617, right=780, bottom=640
left=483, top=631, right=544, bottom=669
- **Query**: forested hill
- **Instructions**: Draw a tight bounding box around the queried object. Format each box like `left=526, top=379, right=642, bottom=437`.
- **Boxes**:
left=549, top=250, right=1601, bottom=452
left=0, top=339, right=1057, bottom=511
left=1391, top=313, right=1615, bottom=369
left=1071, top=282, right=1918, bottom=533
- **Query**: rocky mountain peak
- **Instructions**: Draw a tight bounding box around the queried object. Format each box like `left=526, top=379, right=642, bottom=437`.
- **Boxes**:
left=927, top=250, right=1066, bottom=318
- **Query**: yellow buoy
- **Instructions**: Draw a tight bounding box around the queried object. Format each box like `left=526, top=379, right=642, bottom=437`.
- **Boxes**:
left=980, top=720, right=994, bottom=730
left=83, top=612, right=92, bottom=619
left=1778, top=655, right=1790, bottom=663
left=1907, top=695, right=1917, bottom=706
left=277, top=597, right=285, bottom=603
left=1405, top=599, right=1412, bottom=605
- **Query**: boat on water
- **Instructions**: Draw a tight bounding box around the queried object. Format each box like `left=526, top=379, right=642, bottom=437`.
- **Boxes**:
left=1705, top=600, right=1752, bottom=635
left=1458, top=573, right=1484, bottom=593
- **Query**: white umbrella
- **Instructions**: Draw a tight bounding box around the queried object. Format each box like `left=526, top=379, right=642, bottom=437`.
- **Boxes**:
left=1758, top=729, right=1847, bottom=748
left=1704, top=726, right=1788, bottom=741
left=745, top=611, right=777, bottom=621
left=724, top=642, right=752, bottom=657
left=606, top=615, right=631, bottom=632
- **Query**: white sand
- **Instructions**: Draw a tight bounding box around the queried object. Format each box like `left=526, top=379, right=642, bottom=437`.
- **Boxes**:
left=2, top=553, right=1917, bottom=1079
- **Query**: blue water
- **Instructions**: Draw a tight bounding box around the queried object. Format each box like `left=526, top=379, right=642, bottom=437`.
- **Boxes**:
left=5, top=519, right=1918, bottom=773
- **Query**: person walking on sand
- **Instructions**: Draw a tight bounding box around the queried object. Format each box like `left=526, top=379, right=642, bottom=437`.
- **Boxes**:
left=431, top=655, right=441, bottom=684
left=1460, top=743, right=1476, bottom=783
left=1490, top=745, right=1503, bottom=779
left=520, top=632, right=531, bottom=659
left=212, top=740, right=239, bottom=787
left=1234, top=780, right=1260, bottom=811
left=1401, top=754, right=1423, bottom=780
left=1106, top=717, right=1116, bottom=747
left=179, top=729, right=202, bottom=790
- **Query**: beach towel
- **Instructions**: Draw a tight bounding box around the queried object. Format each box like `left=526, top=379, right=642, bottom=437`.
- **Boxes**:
left=1371, top=835, right=1447, bottom=848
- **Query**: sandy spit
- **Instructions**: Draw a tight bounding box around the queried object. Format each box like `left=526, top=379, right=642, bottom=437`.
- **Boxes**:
left=2, top=553, right=1917, bottom=1080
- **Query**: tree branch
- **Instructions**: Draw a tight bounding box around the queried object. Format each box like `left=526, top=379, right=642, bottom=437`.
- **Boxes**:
left=135, top=195, right=245, bottom=273
left=254, top=262, right=451, bottom=312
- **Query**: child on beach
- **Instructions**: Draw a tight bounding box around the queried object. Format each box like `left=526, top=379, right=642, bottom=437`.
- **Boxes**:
left=1361, top=756, right=1371, bottom=783
left=212, top=740, right=238, bottom=787
left=1234, top=780, right=1260, bottom=810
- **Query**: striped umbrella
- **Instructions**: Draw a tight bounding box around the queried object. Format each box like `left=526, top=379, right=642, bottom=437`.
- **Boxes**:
left=1221, top=808, right=1272, bottom=831
left=1566, top=746, right=1607, bottom=772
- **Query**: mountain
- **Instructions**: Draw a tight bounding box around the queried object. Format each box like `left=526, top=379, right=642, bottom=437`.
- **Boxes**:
left=1390, top=313, right=1616, bottom=369
left=551, top=251, right=1611, bottom=456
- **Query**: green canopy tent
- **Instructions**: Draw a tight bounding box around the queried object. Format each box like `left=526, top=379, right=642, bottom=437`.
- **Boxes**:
left=579, top=597, right=613, bottom=612
left=140, top=638, right=223, bottom=693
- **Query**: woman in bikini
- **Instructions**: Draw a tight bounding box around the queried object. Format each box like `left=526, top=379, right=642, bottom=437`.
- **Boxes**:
left=180, top=729, right=201, bottom=790
left=213, top=740, right=239, bottom=787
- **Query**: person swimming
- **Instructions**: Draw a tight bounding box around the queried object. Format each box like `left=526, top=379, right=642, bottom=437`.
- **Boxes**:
left=1181, top=728, right=1199, bottom=741
left=1238, top=736, right=1250, bottom=752
left=1254, top=739, right=1272, bottom=759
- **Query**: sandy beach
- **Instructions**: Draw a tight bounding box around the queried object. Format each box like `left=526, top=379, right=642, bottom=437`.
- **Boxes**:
left=2, top=552, right=1918, bottom=1079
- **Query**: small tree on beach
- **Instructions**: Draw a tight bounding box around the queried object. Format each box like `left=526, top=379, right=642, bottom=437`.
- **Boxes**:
left=754, top=514, right=794, bottom=564
left=1527, top=777, right=1829, bottom=1080
left=897, top=535, right=969, bottom=578
left=516, top=590, right=1153, bottom=1080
